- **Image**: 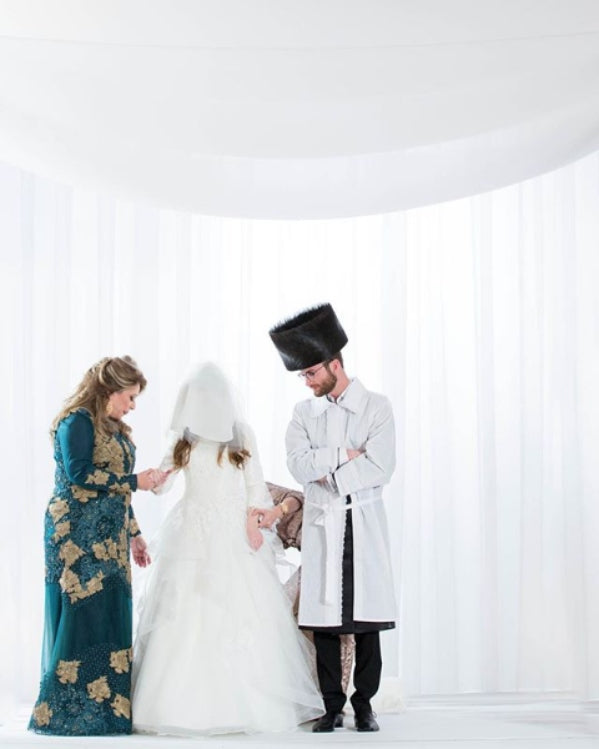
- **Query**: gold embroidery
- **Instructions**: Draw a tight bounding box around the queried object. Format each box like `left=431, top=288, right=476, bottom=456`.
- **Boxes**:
left=121, top=437, right=133, bottom=465
left=86, top=469, right=110, bottom=485
left=60, top=569, right=105, bottom=603
left=72, top=486, right=98, bottom=503
left=53, top=521, right=71, bottom=541
left=87, top=676, right=111, bottom=703
left=109, top=649, right=130, bottom=674
left=59, top=568, right=80, bottom=595
left=109, top=481, right=131, bottom=494
left=32, top=702, right=53, bottom=726
left=111, top=694, right=131, bottom=719
left=93, top=435, right=125, bottom=473
left=111, top=528, right=128, bottom=571
left=129, top=517, right=140, bottom=536
left=59, top=540, right=85, bottom=567
left=84, top=573, right=105, bottom=597
left=106, top=538, right=118, bottom=558
left=92, top=542, right=111, bottom=561
left=93, top=536, right=124, bottom=564
left=48, top=499, right=69, bottom=522
left=56, top=659, right=81, bottom=684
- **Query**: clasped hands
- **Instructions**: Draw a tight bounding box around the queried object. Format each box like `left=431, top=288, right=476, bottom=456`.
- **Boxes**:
left=247, top=500, right=293, bottom=551
left=250, top=505, right=280, bottom=530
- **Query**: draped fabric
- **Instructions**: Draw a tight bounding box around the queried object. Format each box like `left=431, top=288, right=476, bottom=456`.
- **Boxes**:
left=0, top=1, right=599, bottom=217
left=1, top=150, right=599, bottom=718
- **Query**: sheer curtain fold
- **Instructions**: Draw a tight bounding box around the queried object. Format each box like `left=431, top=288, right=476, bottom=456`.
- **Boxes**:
left=1, top=153, right=598, bottom=715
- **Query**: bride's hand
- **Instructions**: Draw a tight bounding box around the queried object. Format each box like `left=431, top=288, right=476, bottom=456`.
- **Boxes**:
left=246, top=510, right=264, bottom=550
left=247, top=527, right=264, bottom=551
left=152, top=469, right=172, bottom=489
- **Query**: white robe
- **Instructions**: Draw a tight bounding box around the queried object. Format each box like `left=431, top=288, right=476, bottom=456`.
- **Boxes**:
left=286, top=378, right=397, bottom=628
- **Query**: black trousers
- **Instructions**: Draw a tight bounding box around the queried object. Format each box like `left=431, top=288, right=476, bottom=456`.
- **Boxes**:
left=313, top=630, right=381, bottom=713
left=310, top=500, right=390, bottom=713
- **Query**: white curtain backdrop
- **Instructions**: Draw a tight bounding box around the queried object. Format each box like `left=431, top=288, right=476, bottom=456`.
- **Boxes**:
left=1, top=150, right=599, bottom=718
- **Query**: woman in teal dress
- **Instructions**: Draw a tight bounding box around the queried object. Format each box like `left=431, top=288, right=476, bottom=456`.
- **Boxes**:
left=29, top=356, right=165, bottom=736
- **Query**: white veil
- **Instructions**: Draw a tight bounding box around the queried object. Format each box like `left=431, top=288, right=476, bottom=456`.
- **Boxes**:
left=168, top=362, right=244, bottom=445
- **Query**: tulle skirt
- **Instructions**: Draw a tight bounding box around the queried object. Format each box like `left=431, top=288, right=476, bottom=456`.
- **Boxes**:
left=131, top=507, right=324, bottom=735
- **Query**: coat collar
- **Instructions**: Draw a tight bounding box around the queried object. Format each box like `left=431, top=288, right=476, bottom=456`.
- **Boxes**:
left=308, top=378, right=368, bottom=417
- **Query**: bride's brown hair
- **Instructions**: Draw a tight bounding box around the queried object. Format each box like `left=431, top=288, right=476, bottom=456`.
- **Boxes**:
left=172, top=431, right=250, bottom=470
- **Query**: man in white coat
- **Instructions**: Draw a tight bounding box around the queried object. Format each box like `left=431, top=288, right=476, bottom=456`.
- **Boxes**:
left=268, top=303, right=396, bottom=733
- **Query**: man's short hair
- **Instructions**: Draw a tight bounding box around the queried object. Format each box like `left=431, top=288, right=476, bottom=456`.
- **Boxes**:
left=326, top=351, right=344, bottom=369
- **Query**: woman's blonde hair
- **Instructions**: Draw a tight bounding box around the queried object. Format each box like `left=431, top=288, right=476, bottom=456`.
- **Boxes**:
left=51, top=355, right=147, bottom=438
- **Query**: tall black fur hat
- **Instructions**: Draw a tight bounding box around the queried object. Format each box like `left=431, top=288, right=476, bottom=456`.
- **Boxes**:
left=269, top=303, right=348, bottom=371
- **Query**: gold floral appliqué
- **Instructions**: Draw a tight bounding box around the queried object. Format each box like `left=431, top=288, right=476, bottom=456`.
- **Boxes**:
left=109, top=649, right=130, bottom=674
left=53, top=521, right=71, bottom=542
left=48, top=498, right=69, bottom=522
left=60, top=569, right=105, bottom=603
left=71, top=486, right=98, bottom=503
left=94, top=434, right=126, bottom=473
left=129, top=516, right=141, bottom=536
left=111, top=694, right=131, bottom=719
left=58, top=540, right=85, bottom=567
left=87, top=675, right=111, bottom=703
left=32, top=701, right=53, bottom=726
left=56, top=659, right=81, bottom=684
left=86, top=469, right=110, bottom=485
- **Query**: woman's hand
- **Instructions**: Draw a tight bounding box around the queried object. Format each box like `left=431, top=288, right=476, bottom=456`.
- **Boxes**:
left=252, top=496, right=301, bottom=528
left=137, top=468, right=170, bottom=491
left=252, top=506, right=280, bottom=529
left=131, top=535, right=151, bottom=567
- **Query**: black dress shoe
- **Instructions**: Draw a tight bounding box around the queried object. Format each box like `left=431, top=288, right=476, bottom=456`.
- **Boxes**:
left=354, top=709, right=379, bottom=732
left=312, top=712, right=344, bottom=732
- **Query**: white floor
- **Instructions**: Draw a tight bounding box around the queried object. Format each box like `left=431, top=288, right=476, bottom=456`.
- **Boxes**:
left=2, top=702, right=598, bottom=749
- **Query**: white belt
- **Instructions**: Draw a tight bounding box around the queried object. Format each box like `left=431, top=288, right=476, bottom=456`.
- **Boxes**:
left=306, top=494, right=382, bottom=606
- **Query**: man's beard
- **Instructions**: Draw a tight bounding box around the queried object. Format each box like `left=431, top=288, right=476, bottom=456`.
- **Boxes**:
left=312, top=370, right=337, bottom=397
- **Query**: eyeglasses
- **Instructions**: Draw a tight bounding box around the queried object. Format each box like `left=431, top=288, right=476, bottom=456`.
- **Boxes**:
left=297, top=364, right=327, bottom=381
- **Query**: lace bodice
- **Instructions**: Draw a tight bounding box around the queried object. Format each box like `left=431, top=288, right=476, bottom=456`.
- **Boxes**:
left=179, top=442, right=249, bottom=532
left=154, top=425, right=272, bottom=548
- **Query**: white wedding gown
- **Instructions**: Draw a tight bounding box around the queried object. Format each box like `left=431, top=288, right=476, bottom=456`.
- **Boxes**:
left=131, top=431, right=324, bottom=735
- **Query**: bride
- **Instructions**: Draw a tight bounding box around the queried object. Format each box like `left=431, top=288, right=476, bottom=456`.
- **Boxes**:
left=131, top=363, right=324, bottom=735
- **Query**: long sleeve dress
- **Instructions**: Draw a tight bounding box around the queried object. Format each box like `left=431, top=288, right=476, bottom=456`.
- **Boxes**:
left=131, top=425, right=324, bottom=735
left=29, top=409, right=141, bottom=736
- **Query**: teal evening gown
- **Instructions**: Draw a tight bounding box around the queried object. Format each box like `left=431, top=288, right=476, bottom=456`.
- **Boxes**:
left=29, top=409, right=141, bottom=735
